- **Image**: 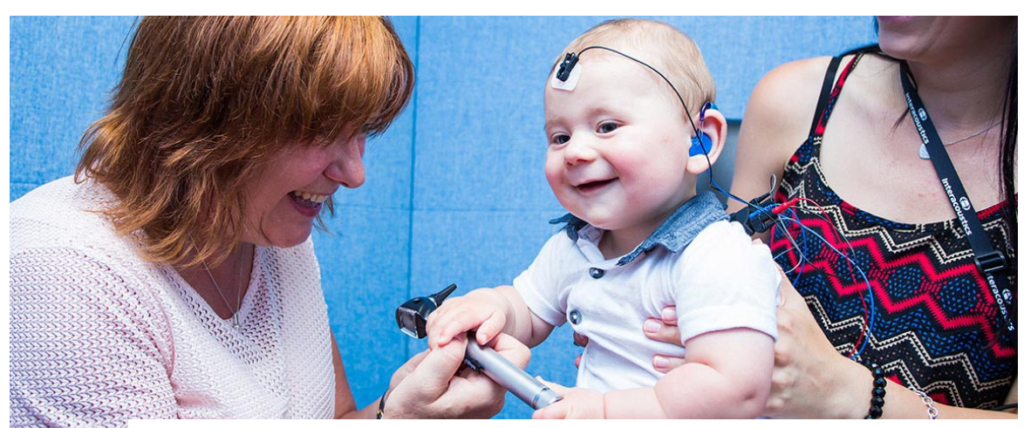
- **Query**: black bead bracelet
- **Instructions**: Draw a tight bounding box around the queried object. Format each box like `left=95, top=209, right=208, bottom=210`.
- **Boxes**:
left=376, top=388, right=388, bottom=419
left=865, top=363, right=886, bottom=419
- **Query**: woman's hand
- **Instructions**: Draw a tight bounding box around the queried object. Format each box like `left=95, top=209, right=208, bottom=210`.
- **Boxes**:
left=764, top=275, right=868, bottom=418
left=573, top=306, right=686, bottom=372
left=641, top=306, right=686, bottom=373
left=385, top=332, right=531, bottom=419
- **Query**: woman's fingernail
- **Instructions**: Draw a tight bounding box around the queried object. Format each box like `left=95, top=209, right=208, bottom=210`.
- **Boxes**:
left=478, top=333, right=488, bottom=344
left=661, top=307, right=677, bottom=321
left=753, top=238, right=763, bottom=245
left=653, top=356, right=669, bottom=369
left=643, top=319, right=661, bottom=333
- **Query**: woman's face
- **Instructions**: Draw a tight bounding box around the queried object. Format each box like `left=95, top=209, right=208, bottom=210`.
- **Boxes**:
left=240, top=131, right=366, bottom=248
left=876, top=16, right=1016, bottom=63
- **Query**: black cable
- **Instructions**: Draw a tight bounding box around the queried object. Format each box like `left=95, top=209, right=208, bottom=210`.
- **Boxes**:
left=991, top=403, right=1018, bottom=411
left=575, top=46, right=702, bottom=139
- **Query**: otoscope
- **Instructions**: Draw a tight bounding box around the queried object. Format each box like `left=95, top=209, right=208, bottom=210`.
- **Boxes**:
left=395, top=284, right=562, bottom=410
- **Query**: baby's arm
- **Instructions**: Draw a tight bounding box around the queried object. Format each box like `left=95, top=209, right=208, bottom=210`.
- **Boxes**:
left=426, top=285, right=555, bottom=348
left=610, top=328, right=773, bottom=418
left=536, top=327, right=773, bottom=419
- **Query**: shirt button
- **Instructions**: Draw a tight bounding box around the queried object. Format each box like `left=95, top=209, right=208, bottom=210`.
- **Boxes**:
left=589, top=267, right=605, bottom=279
left=569, top=309, right=583, bottom=325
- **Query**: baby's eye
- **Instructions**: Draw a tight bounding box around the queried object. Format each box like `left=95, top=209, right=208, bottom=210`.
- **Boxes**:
left=597, top=122, right=619, bottom=134
left=550, top=134, right=570, bottom=145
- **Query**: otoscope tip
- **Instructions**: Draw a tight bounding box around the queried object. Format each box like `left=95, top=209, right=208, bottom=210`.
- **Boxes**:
left=433, top=283, right=458, bottom=306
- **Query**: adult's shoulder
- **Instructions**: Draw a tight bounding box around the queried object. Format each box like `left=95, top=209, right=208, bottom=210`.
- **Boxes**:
left=11, top=176, right=128, bottom=250
left=743, top=56, right=839, bottom=139
left=755, top=56, right=838, bottom=99
left=730, top=56, right=844, bottom=212
left=748, top=53, right=895, bottom=123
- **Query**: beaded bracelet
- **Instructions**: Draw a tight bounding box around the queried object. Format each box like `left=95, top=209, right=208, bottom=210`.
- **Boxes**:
left=376, top=388, right=388, bottom=419
left=865, top=363, right=886, bottom=419
left=908, top=386, right=939, bottom=419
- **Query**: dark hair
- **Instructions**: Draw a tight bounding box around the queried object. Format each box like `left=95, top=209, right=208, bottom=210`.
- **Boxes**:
left=76, top=17, right=415, bottom=267
left=998, top=42, right=1017, bottom=260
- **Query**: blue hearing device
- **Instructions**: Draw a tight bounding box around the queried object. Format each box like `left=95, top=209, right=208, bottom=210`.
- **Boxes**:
left=689, top=102, right=716, bottom=157
left=690, top=133, right=712, bottom=157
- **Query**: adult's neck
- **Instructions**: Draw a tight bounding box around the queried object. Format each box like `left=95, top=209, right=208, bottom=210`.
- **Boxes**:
left=903, top=44, right=1012, bottom=132
left=179, top=239, right=254, bottom=298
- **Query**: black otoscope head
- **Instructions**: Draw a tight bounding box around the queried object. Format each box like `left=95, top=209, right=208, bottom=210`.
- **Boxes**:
left=395, top=284, right=458, bottom=339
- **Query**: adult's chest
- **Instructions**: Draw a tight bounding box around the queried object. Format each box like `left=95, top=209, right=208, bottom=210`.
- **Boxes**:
left=162, top=266, right=292, bottom=419
left=818, top=101, right=1004, bottom=225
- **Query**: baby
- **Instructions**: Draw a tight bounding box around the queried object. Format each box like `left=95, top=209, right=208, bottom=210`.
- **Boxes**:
left=427, top=19, right=780, bottom=418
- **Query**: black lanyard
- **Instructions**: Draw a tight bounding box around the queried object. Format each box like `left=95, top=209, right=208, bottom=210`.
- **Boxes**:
left=899, top=62, right=1016, bottom=341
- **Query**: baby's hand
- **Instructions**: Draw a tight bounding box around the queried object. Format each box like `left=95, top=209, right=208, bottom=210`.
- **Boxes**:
left=425, top=288, right=509, bottom=349
left=531, top=381, right=604, bottom=419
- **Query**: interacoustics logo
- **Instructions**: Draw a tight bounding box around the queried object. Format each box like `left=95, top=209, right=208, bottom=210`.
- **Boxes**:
left=918, top=108, right=928, bottom=121
left=959, top=197, right=971, bottom=211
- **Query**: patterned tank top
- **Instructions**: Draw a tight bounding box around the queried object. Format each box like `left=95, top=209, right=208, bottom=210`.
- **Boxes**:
left=771, top=52, right=1017, bottom=409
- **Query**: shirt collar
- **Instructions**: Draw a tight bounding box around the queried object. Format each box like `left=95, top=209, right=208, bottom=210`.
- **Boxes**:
left=549, top=191, right=728, bottom=266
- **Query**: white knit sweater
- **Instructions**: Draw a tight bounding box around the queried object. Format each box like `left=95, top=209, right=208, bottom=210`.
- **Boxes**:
left=9, top=177, right=335, bottom=426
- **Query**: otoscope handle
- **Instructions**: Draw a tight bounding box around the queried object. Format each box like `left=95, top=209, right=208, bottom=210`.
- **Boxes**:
left=464, top=332, right=561, bottom=409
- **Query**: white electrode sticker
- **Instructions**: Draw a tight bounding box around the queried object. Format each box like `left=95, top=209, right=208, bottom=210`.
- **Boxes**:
left=550, top=63, right=581, bottom=91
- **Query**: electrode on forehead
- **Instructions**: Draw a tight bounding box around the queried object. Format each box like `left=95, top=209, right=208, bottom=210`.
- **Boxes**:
left=551, top=52, right=582, bottom=91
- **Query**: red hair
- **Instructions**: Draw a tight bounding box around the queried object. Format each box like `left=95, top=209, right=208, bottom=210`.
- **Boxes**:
left=76, top=16, right=414, bottom=267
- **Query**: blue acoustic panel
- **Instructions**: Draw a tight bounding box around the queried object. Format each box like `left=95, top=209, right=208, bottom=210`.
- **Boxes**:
left=10, top=16, right=136, bottom=201
left=413, top=16, right=566, bottom=212
left=315, top=206, right=412, bottom=410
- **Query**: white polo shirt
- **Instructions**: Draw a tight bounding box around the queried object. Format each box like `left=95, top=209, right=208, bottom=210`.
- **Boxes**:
left=514, top=193, right=780, bottom=392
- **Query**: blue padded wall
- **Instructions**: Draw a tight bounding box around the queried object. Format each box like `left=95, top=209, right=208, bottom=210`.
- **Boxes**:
left=9, top=16, right=876, bottom=419
left=10, top=16, right=137, bottom=201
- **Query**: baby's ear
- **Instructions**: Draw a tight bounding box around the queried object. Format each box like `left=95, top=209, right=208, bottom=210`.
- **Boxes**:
left=685, top=107, right=727, bottom=175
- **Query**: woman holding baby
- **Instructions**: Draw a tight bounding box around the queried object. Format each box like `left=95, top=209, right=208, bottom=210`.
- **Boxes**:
left=642, top=16, right=1016, bottom=419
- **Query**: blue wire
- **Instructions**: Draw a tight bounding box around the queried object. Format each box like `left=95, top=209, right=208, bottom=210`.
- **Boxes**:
left=768, top=210, right=807, bottom=286
left=776, top=216, right=875, bottom=361
left=770, top=211, right=803, bottom=278
left=783, top=209, right=807, bottom=289
left=708, top=172, right=751, bottom=206
left=754, top=203, right=779, bottom=219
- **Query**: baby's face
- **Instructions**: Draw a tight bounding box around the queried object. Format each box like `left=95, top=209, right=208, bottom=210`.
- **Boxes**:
left=543, top=56, right=698, bottom=237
